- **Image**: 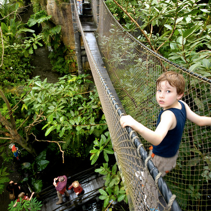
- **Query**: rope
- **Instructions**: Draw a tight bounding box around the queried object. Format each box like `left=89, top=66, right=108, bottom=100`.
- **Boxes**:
left=144, top=155, right=151, bottom=170
left=165, top=194, right=177, bottom=211
left=129, top=130, right=135, bottom=139
left=137, top=144, right=143, bottom=155
left=132, top=136, right=139, bottom=145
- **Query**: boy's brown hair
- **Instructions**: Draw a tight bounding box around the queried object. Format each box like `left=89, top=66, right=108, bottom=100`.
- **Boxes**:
left=156, top=71, right=185, bottom=95
left=59, top=176, right=65, bottom=182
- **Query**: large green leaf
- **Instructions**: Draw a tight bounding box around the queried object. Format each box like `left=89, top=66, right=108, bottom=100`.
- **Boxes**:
left=37, top=160, right=50, bottom=172
left=22, top=162, right=31, bottom=169
left=117, top=194, right=125, bottom=202
left=104, top=151, right=109, bottom=162
left=103, top=197, right=110, bottom=208
left=36, top=150, right=47, bottom=161
left=182, top=26, right=199, bottom=39
left=31, top=178, right=43, bottom=192
left=99, top=188, right=108, bottom=196
left=45, top=126, right=55, bottom=136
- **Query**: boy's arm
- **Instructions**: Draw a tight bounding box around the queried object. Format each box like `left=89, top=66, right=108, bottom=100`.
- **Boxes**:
left=120, top=111, right=175, bottom=146
left=29, top=192, right=35, bottom=201
left=181, top=100, right=211, bottom=126
left=53, top=178, right=58, bottom=187
left=13, top=201, right=17, bottom=207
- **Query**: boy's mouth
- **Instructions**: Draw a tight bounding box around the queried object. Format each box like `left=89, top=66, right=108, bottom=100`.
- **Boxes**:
left=159, top=100, right=165, bottom=104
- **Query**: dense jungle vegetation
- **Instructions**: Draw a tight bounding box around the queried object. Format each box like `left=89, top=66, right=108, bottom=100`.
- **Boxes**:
left=106, top=0, right=211, bottom=77
left=0, top=0, right=128, bottom=210
left=0, top=0, right=211, bottom=210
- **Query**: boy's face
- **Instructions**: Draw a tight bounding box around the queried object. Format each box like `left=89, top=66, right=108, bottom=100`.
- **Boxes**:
left=156, top=80, right=183, bottom=109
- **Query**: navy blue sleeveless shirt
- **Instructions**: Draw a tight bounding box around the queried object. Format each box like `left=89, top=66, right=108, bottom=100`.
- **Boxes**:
left=152, top=101, right=186, bottom=158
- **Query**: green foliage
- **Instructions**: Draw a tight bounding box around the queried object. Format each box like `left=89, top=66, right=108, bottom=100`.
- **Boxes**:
left=186, top=185, right=202, bottom=200
left=1, top=17, right=35, bottom=45
left=0, top=2, right=36, bottom=87
left=8, top=197, right=42, bottom=211
left=0, top=1, right=19, bottom=25
left=48, top=45, right=71, bottom=75
left=27, top=9, right=72, bottom=75
left=27, top=10, right=52, bottom=27
left=90, top=131, right=127, bottom=208
left=96, top=163, right=127, bottom=208
left=22, top=74, right=106, bottom=156
left=90, top=131, right=113, bottom=165
left=0, top=42, right=34, bottom=87
left=0, top=167, right=10, bottom=194
left=27, top=10, right=62, bottom=48
left=21, top=150, right=49, bottom=192
left=106, top=0, right=211, bottom=78
left=23, top=34, right=43, bottom=56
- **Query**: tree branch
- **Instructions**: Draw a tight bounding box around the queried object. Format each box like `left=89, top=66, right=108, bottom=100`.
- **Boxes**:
left=0, top=137, right=12, bottom=139
left=0, top=112, right=13, bottom=131
left=0, top=27, right=4, bottom=67
left=0, top=89, right=16, bottom=129
left=31, top=133, right=65, bottom=163
left=156, top=2, right=178, bottom=52
left=112, top=0, right=166, bottom=72
left=113, top=0, right=156, bottom=52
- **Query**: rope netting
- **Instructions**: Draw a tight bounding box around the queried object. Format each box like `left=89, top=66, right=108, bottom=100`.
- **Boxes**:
left=74, top=0, right=211, bottom=210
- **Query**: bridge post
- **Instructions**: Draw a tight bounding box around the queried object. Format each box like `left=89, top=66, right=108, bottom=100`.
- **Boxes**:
left=71, top=0, right=84, bottom=75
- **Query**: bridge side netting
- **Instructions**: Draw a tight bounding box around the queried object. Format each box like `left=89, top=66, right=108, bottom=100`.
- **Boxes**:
left=91, top=0, right=211, bottom=211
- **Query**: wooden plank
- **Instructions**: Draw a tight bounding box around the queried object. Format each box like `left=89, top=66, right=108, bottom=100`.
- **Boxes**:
left=82, top=22, right=97, bottom=32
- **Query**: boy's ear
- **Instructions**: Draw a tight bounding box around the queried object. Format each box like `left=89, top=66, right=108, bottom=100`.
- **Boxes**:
left=177, top=93, right=184, bottom=100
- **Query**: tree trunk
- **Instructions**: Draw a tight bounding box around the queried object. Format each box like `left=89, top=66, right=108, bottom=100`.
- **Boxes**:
left=0, top=112, right=37, bottom=157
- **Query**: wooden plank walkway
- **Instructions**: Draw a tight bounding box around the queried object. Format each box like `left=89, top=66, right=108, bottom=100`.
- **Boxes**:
left=84, top=32, right=123, bottom=107
left=82, top=22, right=97, bottom=32
left=40, top=174, right=105, bottom=211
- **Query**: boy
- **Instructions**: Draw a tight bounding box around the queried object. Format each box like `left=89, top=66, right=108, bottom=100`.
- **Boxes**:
left=13, top=192, right=35, bottom=207
left=68, top=181, right=84, bottom=197
left=120, top=71, right=211, bottom=210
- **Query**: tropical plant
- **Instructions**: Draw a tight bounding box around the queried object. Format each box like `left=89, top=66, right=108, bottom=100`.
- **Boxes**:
left=0, top=89, right=37, bottom=156
left=23, top=34, right=43, bottom=56
left=27, top=9, right=75, bottom=75
left=21, top=150, right=49, bottom=192
left=8, top=197, right=42, bottom=211
left=0, top=167, right=10, bottom=194
left=106, top=0, right=211, bottom=78
left=97, top=163, right=128, bottom=209
left=90, top=132, right=128, bottom=208
left=23, top=74, right=106, bottom=158
left=0, top=1, right=37, bottom=87
left=90, top=132, right=114, bottom=165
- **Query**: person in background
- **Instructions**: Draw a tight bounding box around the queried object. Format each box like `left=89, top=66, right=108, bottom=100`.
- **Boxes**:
left=68, top=181, right=84, bottom=197
left=13, top=192, right=35, bottom=207
left=53, top=175, right=69, bottom=205
left=6, top=180, right=22, bottom=200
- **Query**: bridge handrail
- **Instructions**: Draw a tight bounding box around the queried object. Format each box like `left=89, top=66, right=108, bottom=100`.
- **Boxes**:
left=71, top=0, right=183, bottom=210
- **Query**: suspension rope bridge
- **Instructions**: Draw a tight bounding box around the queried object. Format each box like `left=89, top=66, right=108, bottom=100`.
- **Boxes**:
left=66, top=0, right=211, bottom=210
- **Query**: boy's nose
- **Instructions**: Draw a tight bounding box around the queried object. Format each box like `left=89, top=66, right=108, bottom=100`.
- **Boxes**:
left=159, top=92, right=164, bottom=98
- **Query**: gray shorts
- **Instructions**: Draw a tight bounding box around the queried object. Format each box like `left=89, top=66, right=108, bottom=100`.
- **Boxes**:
left=143, top=150, right=179, bottom=208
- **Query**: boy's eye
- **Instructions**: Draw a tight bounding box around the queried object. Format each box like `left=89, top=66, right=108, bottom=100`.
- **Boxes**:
left=157, top=89, right=161, bottom=92
left=167, top=90, right=171, bottom=93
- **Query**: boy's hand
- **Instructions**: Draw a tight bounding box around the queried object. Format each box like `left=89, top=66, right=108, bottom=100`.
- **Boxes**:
left=120, top=115, right=137, bottom=128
